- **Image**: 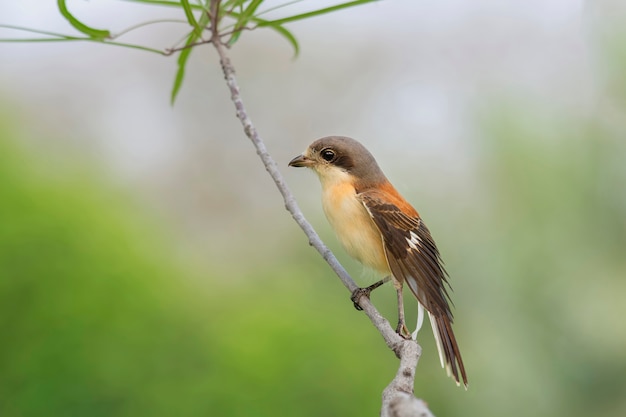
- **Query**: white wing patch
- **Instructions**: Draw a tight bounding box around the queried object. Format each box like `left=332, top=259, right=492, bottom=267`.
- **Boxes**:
left=405, top=231, right=423, bottom=252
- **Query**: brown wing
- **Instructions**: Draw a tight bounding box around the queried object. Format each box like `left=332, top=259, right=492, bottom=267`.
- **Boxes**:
left=359, top=189, right=468, bottom=387
left=358, top=190, right=452, bottom=318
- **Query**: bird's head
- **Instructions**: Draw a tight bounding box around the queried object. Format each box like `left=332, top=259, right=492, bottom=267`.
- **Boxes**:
left=288, top=136, right=385, bottom=189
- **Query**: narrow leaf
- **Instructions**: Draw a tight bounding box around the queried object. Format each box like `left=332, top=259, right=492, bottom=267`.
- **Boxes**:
left=262, top=23, right=299, bottom=57
left=170, top=12, right=210, bottom=104
left=0, top=24, right=83, bottom=39
left=223, top=11, right=300, bottom=57
left=171, top=38, right=195, bottom=104
left=57, top=0, right=110, bottom=39
left=181, top=0, right=203, bottom=36
left=241, top=0, right=265, bottom=20
left=0, top=24, right=164, bottom=54
left=257, top=0, right=378, bottom=26
left=230, top=0, right=263, bottom=45
left=119, top=0, right=203, bottom=8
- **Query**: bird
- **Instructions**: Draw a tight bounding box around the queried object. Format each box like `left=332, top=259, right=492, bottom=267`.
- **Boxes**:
left=288, top=136, right=467, bottom=387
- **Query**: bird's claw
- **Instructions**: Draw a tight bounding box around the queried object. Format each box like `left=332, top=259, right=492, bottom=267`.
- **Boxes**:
left=350, top=277, right=390, bottom=311
left=350, top=287, right=372, bottom=311
left=395, top=321, right=412, bottom=340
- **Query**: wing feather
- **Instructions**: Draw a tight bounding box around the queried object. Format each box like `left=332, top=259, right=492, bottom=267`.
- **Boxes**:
left=358, top=188, right=468, bottom=387
left=358, top=190, right=451, bottom=317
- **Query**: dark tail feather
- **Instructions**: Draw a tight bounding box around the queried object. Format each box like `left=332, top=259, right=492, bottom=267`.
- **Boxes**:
left=428, top=312, right=468, bottom=388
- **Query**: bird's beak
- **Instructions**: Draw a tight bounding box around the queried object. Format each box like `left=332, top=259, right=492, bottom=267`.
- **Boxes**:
left=288, top=154, right=314, bottom=168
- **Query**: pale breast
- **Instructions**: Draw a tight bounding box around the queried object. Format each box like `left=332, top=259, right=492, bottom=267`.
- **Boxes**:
left=321, top=182, right=390, bottom=274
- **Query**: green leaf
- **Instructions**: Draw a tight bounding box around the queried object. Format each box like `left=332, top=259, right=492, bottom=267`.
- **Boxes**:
left=265, top=23, right=299, bottom=57
left=119, top=0, right=203, bottom=8
left=222, top=0, right=246, bottom=8
left=0, top=24, right=83, bottom=40
left=229, top=0, right=263, bottom=45
left=220, top=8, right=299, bottom=57
left=57, top=0, right=110, bottom=39
left=257, top=0, right=378, bottom=26
left=226, top=0, right=374, bottom=53
left=240, top=0, right=265, bottom=22
left=0, top=24, right=164, bottom=54
left=170, top=11, right=210, bottom=104
left=250, top=19, right=299, bottom=57
left=171, top=45, right=192, bottom=104
left=181, top=0, right=203, bottom=36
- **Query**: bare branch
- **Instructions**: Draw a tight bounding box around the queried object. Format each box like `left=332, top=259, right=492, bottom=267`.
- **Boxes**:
left=382, top=341, right=435, bottom=417
left=209, top=0, right=221, bottom=41
left=164, top=38, right=211, bottom=55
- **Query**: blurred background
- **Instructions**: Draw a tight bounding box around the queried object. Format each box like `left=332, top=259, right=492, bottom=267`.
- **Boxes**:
left=1, top=0, right=625, bottom=416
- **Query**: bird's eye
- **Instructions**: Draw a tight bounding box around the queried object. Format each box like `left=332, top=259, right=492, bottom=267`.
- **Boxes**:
left=320, top=149, right=336, bottom=162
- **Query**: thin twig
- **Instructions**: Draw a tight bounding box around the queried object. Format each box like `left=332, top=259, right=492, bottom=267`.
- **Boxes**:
left=164, top=38, right=212, bottom=55
left=110, top=19, right=188, bottom=40
left=221, top=25, right=255, bottom=42
left=209, top=0, right=221, bottom=41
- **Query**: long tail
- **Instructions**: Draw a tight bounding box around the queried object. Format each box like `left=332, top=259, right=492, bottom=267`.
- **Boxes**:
left=428, top=311, right=468, bottom=388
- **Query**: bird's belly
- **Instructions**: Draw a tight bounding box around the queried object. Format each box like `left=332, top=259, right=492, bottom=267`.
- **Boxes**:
left=322, top=183, right=389, bottom=274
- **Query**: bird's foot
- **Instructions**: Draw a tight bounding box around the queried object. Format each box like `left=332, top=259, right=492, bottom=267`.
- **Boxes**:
left=350, top=277, right=391, bottom=311
left=395, top=321, right=412, bottom=340
left=350, top=287, right=372, bottom=311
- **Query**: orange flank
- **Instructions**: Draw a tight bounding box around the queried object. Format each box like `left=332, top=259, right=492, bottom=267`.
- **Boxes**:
left=370, top=181, right=420, bottom=218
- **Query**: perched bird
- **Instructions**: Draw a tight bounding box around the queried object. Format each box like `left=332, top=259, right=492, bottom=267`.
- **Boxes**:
left=289, top=136, right=467, bottom=387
